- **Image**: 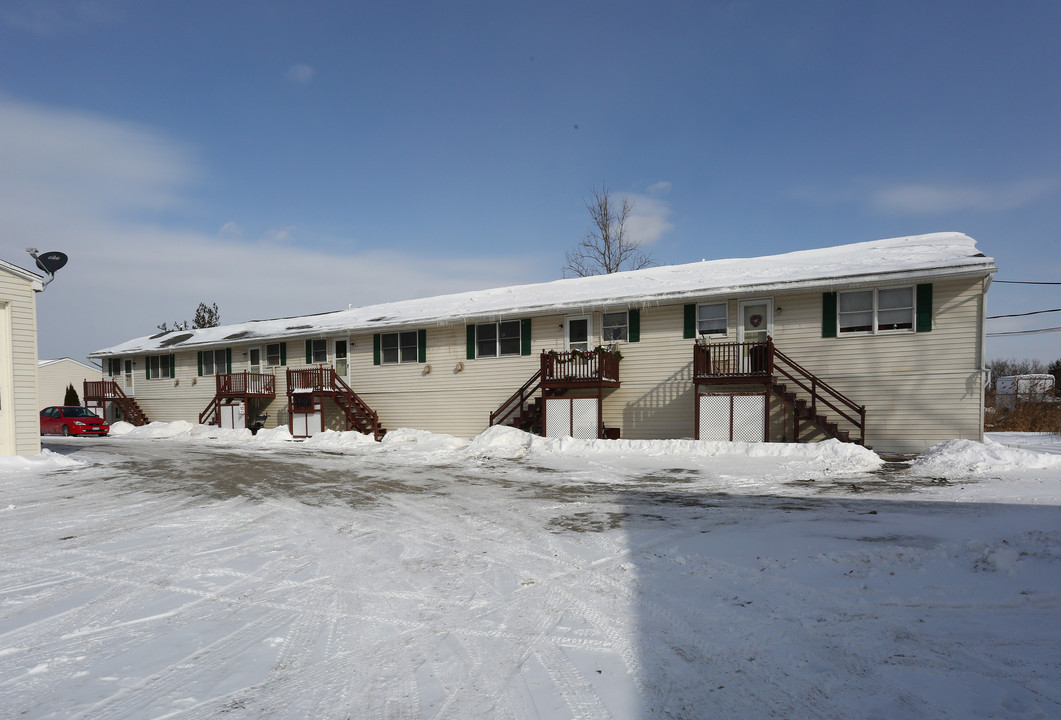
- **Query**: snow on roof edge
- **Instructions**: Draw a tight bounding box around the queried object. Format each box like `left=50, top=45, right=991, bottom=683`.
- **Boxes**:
left=90, top=232, right=996, bottom=357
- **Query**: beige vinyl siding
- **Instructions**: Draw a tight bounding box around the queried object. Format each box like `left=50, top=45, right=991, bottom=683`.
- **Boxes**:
left=0, top=268, right=41, bottom=456
left=598, top=305, right=696, bottom=439
left=38, top=360, right=102, bottom=408
left=353, top=320, right=555, bottom=438
left=767, top=276, right=985, bottom=452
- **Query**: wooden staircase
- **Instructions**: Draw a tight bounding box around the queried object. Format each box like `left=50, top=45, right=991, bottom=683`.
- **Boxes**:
left=83, top=380, right=150, bottom=426
left=331, top=373, right=385, bottom=440
left=286, top=367, right=385, bottom=440
left=490, top=368, right=545, bottom=432
left=770, top=346, right=867, bottom=446
left=199, top=396, right=221, bottom=425
left=199, top=372, right=277, bottom=426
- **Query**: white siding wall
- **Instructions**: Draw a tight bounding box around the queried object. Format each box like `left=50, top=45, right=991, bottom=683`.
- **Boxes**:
left=38, top=360, right=102, bottom=408
left=0, top=268, right=40, bottom=456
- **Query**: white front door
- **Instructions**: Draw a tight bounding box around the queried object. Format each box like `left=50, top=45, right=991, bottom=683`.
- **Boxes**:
left=333, top=339, right=349, bottom=381
left=565, top=315, right=592, bottom=352
left=738, top=299, right=772, bottom=344
left=249, top=347, right=262, bottom=374
left=122, top=358, right=134, bottom=396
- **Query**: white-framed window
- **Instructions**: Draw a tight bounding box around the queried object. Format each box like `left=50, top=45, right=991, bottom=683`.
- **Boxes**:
left=381, top=331, right=419, bottom=364
left=697, top=302, right=728, bottom=337
left=839, top=286, right=914, bottom=334
left=602, top=311, right=628, bottom=343
left=200, top=348, right=228, bottom=376
left=148, top=354, right=171, bottom=379
left=107, top=358, right=121, bottom=376
left=266, top=343, right=283, bottom=366
left=309, top=338, right=327, bottom=363
left=477, top=320, right=521, bottom=358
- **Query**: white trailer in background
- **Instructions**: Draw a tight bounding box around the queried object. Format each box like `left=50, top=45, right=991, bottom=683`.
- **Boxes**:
left=996, top=374, right=1056, bottom=410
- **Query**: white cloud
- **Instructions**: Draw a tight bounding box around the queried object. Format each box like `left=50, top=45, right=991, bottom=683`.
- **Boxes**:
left=871, top=179, right=1057, bottom=215
left=646, top=181, right=672, bottom=196
left=0, top=0, right=123, bottom=36
left=620, top=193, right=675, bottom=246
left=0, top=95, right=540, bottom=363
left=285, top=63, right=316, bottom=84
left=262, top=226, right=295, bottom=243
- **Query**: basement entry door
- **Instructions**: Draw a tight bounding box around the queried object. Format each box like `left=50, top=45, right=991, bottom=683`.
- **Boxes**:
left=698, top=393, right=766, bottom=442
left=219, top=402, right=246, bottom=430
left=544, top=397, right=599, bottom=439
left=291, top=394, right=323, bottom=437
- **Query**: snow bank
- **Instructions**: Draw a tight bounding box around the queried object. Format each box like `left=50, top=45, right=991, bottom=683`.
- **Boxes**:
left=302, top=429, right=379, bottom=450
left=0, top=448, right=84, bottom=473
left=912, top=438, right=1061, bottom=475
left=107, top=420, right=294, bottom=445
left=380, top=428, right=468, bottom=453
left=98, top=420, right=883, bottom=472
left=465, top=425, right=883, bottom=471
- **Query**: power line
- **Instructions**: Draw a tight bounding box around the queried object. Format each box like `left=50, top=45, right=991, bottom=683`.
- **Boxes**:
left=987, top=308, right=1061, bottom=319
left=993, top=280, right=1061, bottom=285
left=987, top=325, right=1061, bottom=337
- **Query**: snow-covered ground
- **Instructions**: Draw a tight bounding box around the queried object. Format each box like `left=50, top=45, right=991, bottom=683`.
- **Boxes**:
left=2, top=427, right=1060, bottom=718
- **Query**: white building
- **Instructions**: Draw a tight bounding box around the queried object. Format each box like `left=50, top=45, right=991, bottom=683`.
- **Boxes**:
left=0, top=260, right=43, bottom=456
left=90, top=233, right=997, bottom=453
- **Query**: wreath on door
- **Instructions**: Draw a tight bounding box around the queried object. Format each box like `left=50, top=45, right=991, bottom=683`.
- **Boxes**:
left=750, top=314, right=763, bottom=328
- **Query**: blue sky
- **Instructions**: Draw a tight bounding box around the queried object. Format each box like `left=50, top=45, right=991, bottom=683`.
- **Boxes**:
left=2, top=0, right=1058, bottom=363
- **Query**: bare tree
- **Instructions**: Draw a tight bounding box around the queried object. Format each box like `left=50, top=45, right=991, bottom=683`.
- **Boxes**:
left=563, top=184, right=654, bottom=277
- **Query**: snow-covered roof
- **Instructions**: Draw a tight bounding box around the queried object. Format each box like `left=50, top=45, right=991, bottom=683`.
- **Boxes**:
left=0, top=259, right=44, bottom=291
left=90, top=232, right=996, bottom=357
left=39, top=357, right=102, bottom=372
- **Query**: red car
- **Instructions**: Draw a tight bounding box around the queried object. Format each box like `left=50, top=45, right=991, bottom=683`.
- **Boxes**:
left=40, top=406, right=109, bottom=437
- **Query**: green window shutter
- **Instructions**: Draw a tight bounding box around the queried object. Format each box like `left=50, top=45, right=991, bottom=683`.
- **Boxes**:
left=822, top=292, right=838, bottom=338
left=373, top=334, right=381, bottom=365
left=418, top=329, right=427, bottom=363
left=683, top=304, right=696, bottom=339
left=305, top=339, right=313, bottom=364
left=916, top=283, right=933, bottom=332
left=145, top=357, right=150, bottom=380
left=279, top=342, right=287, bottom=366
left=466, top=325, right=476, bottom=360
left=226, top=348, right=232, bottom=373
left=197, top=351, right=203, bottom=377
left=629, top=308, right=640, bottom=343
left=169, top=354, right=176, bottom=379
left=520, top=318, right=532, bottom=356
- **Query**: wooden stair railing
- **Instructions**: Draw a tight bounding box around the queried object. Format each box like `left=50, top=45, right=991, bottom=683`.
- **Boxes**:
left=285, top=367, right=384, bottom=440
left=490, top=368, right=542, bottom=429
left=330, top=372, right=383, bottom=440
left=770, top=345, right=866, bottom=445
left=83, top=380, right=149, bottom=426
left=198, top=396, right=221, bottom=425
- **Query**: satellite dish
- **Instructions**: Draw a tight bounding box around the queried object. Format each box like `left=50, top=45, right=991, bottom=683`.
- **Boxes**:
left=34, top=251, right=68, bottom=275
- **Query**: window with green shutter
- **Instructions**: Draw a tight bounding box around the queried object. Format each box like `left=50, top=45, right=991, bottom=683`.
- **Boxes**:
left=916, top=284, right=932, bottom=332
left=829, top=285, right=925, bottom=336
left=822, top=292, right=838, bottom=338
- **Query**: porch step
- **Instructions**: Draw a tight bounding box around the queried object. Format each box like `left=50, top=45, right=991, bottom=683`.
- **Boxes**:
left=332, top=392, right=386, bottom=439
left=117, top=397, right=149, bottom=426
left=770, top=380, right=861, bottom=445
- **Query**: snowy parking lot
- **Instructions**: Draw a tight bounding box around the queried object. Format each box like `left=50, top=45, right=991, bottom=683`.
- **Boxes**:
left=2, top=427, right=1061, bottom=719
